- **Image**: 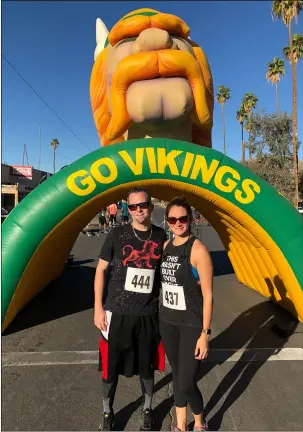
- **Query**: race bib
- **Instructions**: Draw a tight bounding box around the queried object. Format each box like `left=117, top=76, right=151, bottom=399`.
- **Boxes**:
left=162, top=282, right=186, bottom=310
left=125, top=267, right=155, bottom=294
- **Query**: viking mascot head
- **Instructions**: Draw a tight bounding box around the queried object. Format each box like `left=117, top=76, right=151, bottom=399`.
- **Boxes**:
left=90, top=8, right=214, bottom=147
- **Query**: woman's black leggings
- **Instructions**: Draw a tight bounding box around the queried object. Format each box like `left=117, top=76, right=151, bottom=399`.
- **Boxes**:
left=160, top=320, right=204, bottom=415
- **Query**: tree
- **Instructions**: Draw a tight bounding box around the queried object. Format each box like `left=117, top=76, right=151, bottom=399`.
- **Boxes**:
left=215, top=85, right=231, bottom=156
left=283, top=34, right=303, bottom=193
left=247, top=111, right=301, bottom=204
left=266, top=57, right=285, bottom=114
left=50, top=138, right=59, bottom=174
left=236, top=106, right=247, bottom=164
left=241, top=93, right=258, bottom=162
left=299, top=170, right=303, bottom=200
left=272, top=0, right=303, bottom=207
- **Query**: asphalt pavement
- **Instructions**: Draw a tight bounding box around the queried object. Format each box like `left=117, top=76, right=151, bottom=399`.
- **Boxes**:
left=2, top=206, right=303, bottom=431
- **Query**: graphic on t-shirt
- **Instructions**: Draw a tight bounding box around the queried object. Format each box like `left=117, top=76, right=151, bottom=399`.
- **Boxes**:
left=122, top=240, right=161, bottom=268
left=161, top=255, right=181, bottom=284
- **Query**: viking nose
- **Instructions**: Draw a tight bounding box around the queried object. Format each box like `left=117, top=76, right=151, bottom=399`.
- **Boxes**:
left=132, top=28, right=178, bottom=54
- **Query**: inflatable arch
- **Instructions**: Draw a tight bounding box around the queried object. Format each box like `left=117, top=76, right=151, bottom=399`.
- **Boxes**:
left=2, top=138, right=303, bottom=331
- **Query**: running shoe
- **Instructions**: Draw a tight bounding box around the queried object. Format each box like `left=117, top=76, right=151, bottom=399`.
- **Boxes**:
left=139, top=408, right=153, bottom=431
left=98, top=411, right=114, bottom=431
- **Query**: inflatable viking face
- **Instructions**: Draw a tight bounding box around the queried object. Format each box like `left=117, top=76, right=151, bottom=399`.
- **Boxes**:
left=90, top=8, right=214, bottom=147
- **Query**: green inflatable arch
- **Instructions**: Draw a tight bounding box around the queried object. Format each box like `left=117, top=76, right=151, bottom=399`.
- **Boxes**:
left=2, top=139, right=303, bottom=331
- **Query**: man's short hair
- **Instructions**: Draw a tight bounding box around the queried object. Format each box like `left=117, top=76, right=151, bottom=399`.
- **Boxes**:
left=127, top=187, right=151, bottom=203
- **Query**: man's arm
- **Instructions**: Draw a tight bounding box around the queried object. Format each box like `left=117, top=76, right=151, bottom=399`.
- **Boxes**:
left=94, top=259, right=110, bottom=331
left=94, top=258, right=110, bottom=310
left=94, top=232, right=114, bottom=330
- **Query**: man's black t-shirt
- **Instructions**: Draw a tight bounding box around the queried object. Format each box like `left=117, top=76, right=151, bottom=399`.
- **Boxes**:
left=99, top=224, right=167, bottom=316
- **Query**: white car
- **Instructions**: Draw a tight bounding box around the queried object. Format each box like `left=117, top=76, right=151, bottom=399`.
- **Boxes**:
left=298, top=206, right=303, bottom=214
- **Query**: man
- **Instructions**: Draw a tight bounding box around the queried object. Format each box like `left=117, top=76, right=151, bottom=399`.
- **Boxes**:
left=107, top=203, right=117, bottom=229
left=121, top=199, right=129, bottom=225
left=98, top=209, right=107, bottom=234
left=94, top=188, right=166, bottom=431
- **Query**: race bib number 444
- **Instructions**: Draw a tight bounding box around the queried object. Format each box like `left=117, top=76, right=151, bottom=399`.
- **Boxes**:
left=162, top=283, right=186, bottom=310
left=125, top=267, right=155, bottom=294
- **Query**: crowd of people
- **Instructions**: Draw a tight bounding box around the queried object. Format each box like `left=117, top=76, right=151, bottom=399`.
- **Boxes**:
left=94, top=201, right=208, bottom=238
left=94, top=188, right=213, bottom=431
left=97, top=199, right=130, bottom=235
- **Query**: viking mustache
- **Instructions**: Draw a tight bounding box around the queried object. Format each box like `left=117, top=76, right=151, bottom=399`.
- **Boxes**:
left=105, top=49, right=213, bottom=143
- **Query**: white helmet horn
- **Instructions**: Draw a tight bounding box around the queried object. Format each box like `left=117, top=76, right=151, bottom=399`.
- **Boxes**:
left=94, top=18, right=109, bottom=61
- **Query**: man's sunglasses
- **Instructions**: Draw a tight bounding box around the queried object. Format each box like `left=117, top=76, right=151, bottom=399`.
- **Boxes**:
left=167, top=215, right=189, bottom=225
left=128, top=201, right=150, bottom=211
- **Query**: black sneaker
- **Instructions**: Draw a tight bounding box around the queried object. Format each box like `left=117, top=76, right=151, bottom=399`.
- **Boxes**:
left=140, top=408, right=153, bottom=431
left=98, top=411, right=114, bottom=431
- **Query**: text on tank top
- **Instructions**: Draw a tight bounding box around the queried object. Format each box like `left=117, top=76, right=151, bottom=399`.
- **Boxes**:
left=160, top=236, right=203, bottom=327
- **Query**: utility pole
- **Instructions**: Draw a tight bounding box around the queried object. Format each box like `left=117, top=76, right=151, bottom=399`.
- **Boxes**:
left=22, top=144, right=29, bottom=166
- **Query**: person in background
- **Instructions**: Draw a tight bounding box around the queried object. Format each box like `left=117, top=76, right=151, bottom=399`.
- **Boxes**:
left=98, top=209, right=107, bottom=235
left=121, top=199, right=129, bottom=225
left=107, top=203, right=118, bottom=230
left=159, top=196, right=213, bottom=432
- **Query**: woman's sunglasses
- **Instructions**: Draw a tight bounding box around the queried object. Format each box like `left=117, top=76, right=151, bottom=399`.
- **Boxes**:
left=128, top=201, right=150, bottom=211
left=167, top=215, right=189, bottom=225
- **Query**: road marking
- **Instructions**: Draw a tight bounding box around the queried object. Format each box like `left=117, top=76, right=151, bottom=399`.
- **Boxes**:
left=2, top=348, right=303, bottom=367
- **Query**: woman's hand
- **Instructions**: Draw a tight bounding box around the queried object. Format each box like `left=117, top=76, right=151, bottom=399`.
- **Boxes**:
left=195, top=334, right=209, bottom=360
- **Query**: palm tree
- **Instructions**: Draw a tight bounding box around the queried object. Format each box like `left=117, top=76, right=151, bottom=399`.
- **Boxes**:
left=272, top=0, right=302, bottom=207
left=266, top=57, right=285, bottom=114
left=284, top=33, right=303, bottom=200
left=242, top=93, right=258, bottom=162
left=50, top=138, right=59, bottom=174
left=236, top=106, right=248, bottom=164
left=215, top=85, right=231, bottom=155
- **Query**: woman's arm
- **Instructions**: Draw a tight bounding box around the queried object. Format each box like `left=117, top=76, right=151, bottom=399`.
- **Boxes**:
left=191, top=240, right=213, bottom=359
left=192, top=239, right=213, bottom=330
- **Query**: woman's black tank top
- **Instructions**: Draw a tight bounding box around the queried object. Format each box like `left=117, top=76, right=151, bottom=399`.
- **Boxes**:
left=159, top=236, right=203, bottom=328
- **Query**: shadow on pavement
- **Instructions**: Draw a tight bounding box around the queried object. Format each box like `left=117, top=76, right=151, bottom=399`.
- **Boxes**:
left=3, top=264, right=96, bottom=335
left=193, top=276, right=299, bottom=431
left=210, top=250, right=234, bottom=277
left=70, top=258, right=95, bottom=266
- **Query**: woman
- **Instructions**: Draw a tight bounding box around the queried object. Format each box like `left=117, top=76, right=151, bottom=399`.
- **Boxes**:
left=159, top=196, right=213, bottom=431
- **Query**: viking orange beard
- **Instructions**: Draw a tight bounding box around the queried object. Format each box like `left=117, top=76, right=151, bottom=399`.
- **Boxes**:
left=104, top=49, right=213, bottom=143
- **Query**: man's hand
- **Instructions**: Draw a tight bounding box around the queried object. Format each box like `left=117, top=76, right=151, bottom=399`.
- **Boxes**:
left=94, top=306, right=107, bottom=331
left=194, top=334, right=209, bottom=360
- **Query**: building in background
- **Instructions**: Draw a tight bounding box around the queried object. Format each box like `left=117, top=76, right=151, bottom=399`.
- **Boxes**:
left=1, top=163, right=52, bottom=212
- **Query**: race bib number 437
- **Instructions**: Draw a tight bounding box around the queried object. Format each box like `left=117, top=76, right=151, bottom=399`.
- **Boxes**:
left=125, top=267, right=155, bottom=294
left=162, top=283, right=186, bottom=310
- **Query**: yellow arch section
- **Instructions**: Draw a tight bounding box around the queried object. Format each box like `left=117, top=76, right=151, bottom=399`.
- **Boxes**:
left=2, top=139, right=303, bottom=331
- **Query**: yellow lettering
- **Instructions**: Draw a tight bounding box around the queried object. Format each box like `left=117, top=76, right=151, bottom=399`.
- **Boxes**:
left=157, top=148, right=183, bottom=175
left=145, top=148, right=158, bottom=173
left=235, top=179, right=261, bottom=204
left=214, top=166, right=240, bottom=193
left=190, top=155, right=219, bottom=183
left=181, top=152, right=195, bottom=177
left=118, top=148, right=144, bottom=175
left=91, top=157, right=118, bottom=184
left=66, top=170, right=96, bottom=196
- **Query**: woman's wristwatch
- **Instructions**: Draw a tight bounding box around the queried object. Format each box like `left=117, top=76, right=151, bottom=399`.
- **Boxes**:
left=201, top=329, right=211, bottom=335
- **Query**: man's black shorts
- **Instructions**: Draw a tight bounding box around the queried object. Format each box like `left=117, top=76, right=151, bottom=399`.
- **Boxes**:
left=99, top=312, right=165, bottom=383
left=122, top=215, right=129, bottom=222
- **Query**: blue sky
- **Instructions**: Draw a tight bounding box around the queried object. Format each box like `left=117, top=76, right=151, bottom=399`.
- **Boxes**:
left=2, top=1, right=303, bottom=174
